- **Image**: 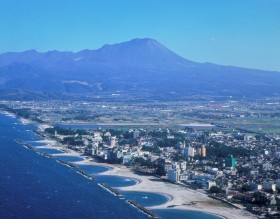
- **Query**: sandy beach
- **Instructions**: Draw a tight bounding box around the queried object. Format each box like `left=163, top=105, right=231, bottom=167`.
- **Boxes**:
left=33, top=138, right=256, bottom=219
left=18, top=117, right=52, bottom=131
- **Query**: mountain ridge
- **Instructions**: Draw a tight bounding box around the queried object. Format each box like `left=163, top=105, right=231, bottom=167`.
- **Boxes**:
left=0, top=38, right=279, bottom=100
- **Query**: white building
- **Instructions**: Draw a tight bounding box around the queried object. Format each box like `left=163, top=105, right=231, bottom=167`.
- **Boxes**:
left=92, top=135, right=103, bottom=143
left=276, top=180, right=280, bottom=190
left=104, top=132, right=111, bottom=137
left=263, top=162, right=272, bottom=171
left=148, top=155, right=159, bottom=162
left=172, top=162, right=180, bottom=170
left=133, top=130, right=140, bottom=139
left=244, top=135, right=255, bottom=141
left=263, top=181, right=276, bottom=191
left=182, top=146, right=195, bottom=157
left=187, top=146, right=195, bottom=157
left=110, top=136, right=116, bottom=147
left=122, top=154, right=132, bottom=164
left=176, top=142, right=185, bottom=149
left=179, top=173, right=188, bottom=181
left=180, top=161, right=187, bottom=171
left=168, top=169, right=179, bottom=182
left=92, top=142, right=99, bottom=155
left=207, top=181, right=216, bottom=189
left=93, top=131, right=102, bottom=137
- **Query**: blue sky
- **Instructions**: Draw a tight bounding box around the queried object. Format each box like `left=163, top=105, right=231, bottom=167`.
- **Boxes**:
left=1, top=0, right=280, bottom=71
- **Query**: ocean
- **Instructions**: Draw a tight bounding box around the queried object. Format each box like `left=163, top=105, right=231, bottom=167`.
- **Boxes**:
left=0, top=113, right=221, bottom=219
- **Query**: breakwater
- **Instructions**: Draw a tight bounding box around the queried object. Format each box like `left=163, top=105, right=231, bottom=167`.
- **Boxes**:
left=36, top=150, right=53, bottom=159
left=15, top=139, right=34, bottom=150
left=15, top=139, right=94, bottom=181
left=33, top=129, right=47, bottom=137
left=98, top=183, right=123, bottom=196
left=126, top=200, right=160, bottom=218
left=56, top=159, right=95, bottom=180
left=98, top=183, right=160, bottom=218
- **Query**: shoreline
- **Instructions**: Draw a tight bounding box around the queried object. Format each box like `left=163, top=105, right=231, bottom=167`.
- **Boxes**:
left=9, top=113, right=256, bottom=219
left=30, top=141, right=255, bottom=219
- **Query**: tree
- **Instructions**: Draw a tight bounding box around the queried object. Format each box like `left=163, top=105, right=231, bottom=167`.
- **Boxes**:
left=45, top=126, right=76, bottom=135
left=62, top=137, right=84, bottom=146
left=207, top=141, right=257, bottom=158
left=209, top=186, right=223, bottom=194
left=237, top=167, right=251, bottom=177
left=133, top=157, right=155, bottom=168
left=142, top=146, right=161, bottom=154
left=108, top=129, right=124, bottom=137
left=240, top=184, right=252, bottom=192
left=252, top=192, right=268, bottom=205
left=156, top=167, right=166, bottom=176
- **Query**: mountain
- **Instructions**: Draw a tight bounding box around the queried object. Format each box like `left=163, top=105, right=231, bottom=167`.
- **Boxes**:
left=0, top=38, right=280, bottom=100
left=75, top=38, right=196, bottom=70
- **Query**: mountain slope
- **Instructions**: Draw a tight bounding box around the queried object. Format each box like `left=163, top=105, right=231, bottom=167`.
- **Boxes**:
left=75, top=38, right=196, bottom=70
left=0, top=38, right=279, bottom=100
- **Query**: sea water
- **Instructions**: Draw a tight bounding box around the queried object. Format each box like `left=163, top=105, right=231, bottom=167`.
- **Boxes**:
left=94, top=175, right=139, bottom=188
left=122, top=191, right=170, bottom=207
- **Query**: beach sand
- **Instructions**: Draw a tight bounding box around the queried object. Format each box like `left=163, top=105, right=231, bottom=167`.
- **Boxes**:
left=18, top=117, right=52, bottom=131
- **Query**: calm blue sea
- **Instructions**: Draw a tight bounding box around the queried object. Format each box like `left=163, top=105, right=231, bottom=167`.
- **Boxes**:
left=0, top=114, right=221, bottom=219
left=122, top=191, right=169, bottom=207
left=0, top=114, right=149, bottom=219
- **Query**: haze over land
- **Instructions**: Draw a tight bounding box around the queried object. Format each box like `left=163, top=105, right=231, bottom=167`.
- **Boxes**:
left=1, top=38, right=280, bottom=100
